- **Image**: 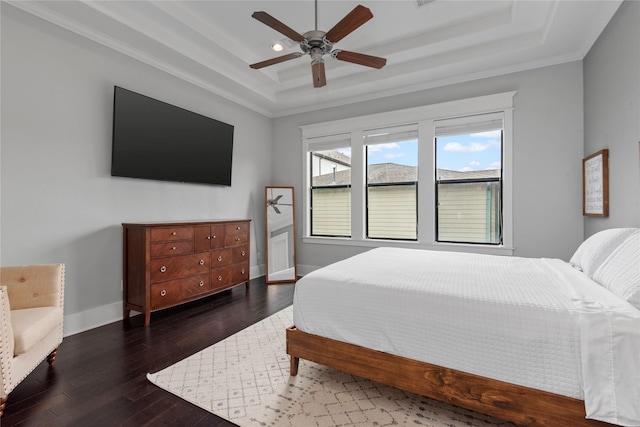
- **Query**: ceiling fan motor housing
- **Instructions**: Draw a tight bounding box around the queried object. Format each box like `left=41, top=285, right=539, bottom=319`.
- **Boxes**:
left=301, top=30, right=333, bottom=61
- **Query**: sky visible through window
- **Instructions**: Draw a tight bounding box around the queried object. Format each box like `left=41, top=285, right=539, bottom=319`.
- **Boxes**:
left=336, top=130, right=501, bottom=171
left=436, top=130, right=502, bottom=171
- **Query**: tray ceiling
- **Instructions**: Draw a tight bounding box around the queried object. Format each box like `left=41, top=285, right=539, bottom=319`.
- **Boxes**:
left=7, top=0, right=622, bottom=117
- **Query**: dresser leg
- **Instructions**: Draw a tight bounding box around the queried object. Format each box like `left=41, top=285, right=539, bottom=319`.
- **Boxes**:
left=144, top=311, right=151, bottom=326
left=245, top=281, right=250, bottom=290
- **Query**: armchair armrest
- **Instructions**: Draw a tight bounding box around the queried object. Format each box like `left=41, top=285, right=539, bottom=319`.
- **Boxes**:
left=0, top=264, right=65, bottom=311
left=0, top=286, right=14, bottom=398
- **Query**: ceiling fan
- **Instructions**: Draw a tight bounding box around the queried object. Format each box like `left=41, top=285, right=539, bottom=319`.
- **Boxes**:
left=249, top=1, right=387, bottom=88
left=267, top=194, right=292, bottom=214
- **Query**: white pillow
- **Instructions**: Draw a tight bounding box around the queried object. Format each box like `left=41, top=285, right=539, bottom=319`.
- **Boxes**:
left=570, top=228, right=638, bottom=278
left=592, top=230, right=640, bottom=310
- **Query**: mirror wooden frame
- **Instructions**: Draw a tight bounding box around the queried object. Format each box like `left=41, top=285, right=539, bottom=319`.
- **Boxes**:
left=265, top=186, right=297, bottom=283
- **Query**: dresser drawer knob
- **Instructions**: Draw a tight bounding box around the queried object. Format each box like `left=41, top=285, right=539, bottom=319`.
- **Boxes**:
left=172, top=232, right=176, bottom=236
left=241, top=251, right=246, bottom=256
left=207, top=236, right=211, bottom=240
left=160, top=266, right=167, bottom=273
left=236, top=226, right=241, bottom=230
left=199, top=259, right=205, bottom=266
left=217, top=275, right=223, bottom=281
left=236, top=237, right=241, bottom=242
left=160, top=289, right=167, bottom=297
left=241, top=269, right=246, bottom=275
left=199, top=281, right=204, bottom=287
left=217, top=255, right=223, bottom=262
left=172, top=246, right=176, bottom=250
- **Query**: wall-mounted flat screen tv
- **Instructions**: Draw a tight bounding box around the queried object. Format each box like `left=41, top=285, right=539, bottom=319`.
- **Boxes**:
left=111, top=86, right=234, bottom=186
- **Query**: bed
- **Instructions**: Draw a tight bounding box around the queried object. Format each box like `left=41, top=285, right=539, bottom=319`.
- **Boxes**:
left=286, top=228, right=640, bottom=426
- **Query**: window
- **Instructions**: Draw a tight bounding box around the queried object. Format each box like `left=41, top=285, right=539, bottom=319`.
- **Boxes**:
left=309, top=145, right=351, bottom=237
left=365, top=126, right=418, bottom=240
left=435, top=114, right=503, bottom=244
left=301, top=92, right=514, bottom=254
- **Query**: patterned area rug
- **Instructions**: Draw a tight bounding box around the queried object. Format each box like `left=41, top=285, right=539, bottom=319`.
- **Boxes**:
left=147, top=306, right=514, bottom=427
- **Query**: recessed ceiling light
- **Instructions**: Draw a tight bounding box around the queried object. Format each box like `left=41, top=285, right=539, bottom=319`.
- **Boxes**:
left=271, top=43, right=284, bottom=52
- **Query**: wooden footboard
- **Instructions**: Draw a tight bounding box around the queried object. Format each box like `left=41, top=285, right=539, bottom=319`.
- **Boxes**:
left=286, top=326, right=612, bottom=427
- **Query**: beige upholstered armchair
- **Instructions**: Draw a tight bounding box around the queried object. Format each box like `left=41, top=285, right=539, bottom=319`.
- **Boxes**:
left=0, top=264, right=65, bottom=417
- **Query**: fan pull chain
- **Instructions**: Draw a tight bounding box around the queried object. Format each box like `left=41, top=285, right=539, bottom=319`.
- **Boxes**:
left=315, top=0, right=318, bottom=30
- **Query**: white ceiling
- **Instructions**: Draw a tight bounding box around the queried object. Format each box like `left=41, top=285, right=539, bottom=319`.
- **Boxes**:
left=8, top=0, right=622, bottom=118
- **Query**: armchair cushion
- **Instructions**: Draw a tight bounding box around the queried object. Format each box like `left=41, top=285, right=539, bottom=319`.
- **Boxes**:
left=10, top=307, right=63, bottom=356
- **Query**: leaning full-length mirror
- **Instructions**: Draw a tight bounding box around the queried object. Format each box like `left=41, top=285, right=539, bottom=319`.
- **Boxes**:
left=265, top=186, right=297, bottom=283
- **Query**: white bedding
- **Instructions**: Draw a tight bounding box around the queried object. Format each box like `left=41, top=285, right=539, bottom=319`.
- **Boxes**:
left=292, top=247, right=640, bottom=426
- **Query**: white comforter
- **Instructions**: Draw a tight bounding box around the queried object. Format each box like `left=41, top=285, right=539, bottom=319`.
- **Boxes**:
left=292, top=247, right=640, bottom=426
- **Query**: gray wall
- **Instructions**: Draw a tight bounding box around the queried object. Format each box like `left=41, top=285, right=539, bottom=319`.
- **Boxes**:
left=583, top=0, right=640, bottom=236
left=1, top=5, right=273, bottom=334
left=274, top=61, right=586, bottom=270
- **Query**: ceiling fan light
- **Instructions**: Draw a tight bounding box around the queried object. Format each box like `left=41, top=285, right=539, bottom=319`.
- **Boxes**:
left=271, top=42, right=284, bottom=52
left=310, top=47, right=324, bottom=62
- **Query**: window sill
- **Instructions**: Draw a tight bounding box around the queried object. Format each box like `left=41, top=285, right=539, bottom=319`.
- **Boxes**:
left=302, top=236, right=515, bottom=256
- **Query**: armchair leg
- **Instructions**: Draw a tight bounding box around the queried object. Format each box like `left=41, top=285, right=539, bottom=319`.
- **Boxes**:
left=47, top=347, right=59, bottom=365
left=0, top=348, right=60, bottom=418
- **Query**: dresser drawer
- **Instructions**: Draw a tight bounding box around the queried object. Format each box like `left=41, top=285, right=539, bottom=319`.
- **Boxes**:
left=231, top=263, right=249, bottom=284
left=232, top=245, right=249, bottom=263
left=224, top=232, right=248, bottom=247
left=182, top=273, right=210, bottom=299
left=150, top=273, right=209, bottom=309
left=150, top=252, right=209, bottom=282
left=151, top=226, right=194, bottom=242
left=150, top=241, right=194, bottom=258
left=211, top=266, right=233, bottom=290
left=211, top=248, right=233, bottom=267
left=225, top=222, right=249, bottom=236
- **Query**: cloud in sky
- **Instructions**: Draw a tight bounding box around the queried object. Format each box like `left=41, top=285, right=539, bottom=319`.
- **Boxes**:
left=367, top=142, right=400, bottom=152
left=443, top=141, right=493, bottom=152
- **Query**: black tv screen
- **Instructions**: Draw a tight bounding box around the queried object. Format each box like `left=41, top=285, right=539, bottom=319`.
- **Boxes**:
left=111, top=86, right=234, bottom=186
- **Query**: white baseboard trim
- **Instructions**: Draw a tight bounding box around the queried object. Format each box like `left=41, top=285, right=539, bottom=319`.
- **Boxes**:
left=63, top=269, right=268, bottom=336
left=63, top=301, right=123, bottom=337
left=252, top=264, right=265, bottom=280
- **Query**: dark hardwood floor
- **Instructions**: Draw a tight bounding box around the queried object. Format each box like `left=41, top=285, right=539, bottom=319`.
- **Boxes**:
left=3, top=278, right=295, bottom=427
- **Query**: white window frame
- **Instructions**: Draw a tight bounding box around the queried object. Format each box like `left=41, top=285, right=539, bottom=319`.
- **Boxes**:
left=364, top=125, right=419, bottom=241
left=301, top=92, right=515, bottom=255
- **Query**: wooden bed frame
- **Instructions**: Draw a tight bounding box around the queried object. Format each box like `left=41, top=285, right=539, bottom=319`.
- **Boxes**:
left=286, top=326, right=613, bottom=427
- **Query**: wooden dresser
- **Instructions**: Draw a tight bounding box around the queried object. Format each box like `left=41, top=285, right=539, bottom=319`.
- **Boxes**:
left=122, top=220, right=251, bottom=325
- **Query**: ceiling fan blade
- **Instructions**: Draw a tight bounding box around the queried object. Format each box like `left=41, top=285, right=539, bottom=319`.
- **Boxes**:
left=324, top=5, right=373, bottom=43
left=250, top=52, right=303, bottom=69
left=252, top=11, right=305, bottom=42
left=312, top=61, right=327, bottom=88
left=334, top=50, right=386, bottom=69
left=273, top=205, right=281, bottom=214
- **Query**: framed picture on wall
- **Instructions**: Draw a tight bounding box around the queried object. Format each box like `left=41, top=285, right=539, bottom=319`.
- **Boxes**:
left=582, top=149, right=609, bottom=217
